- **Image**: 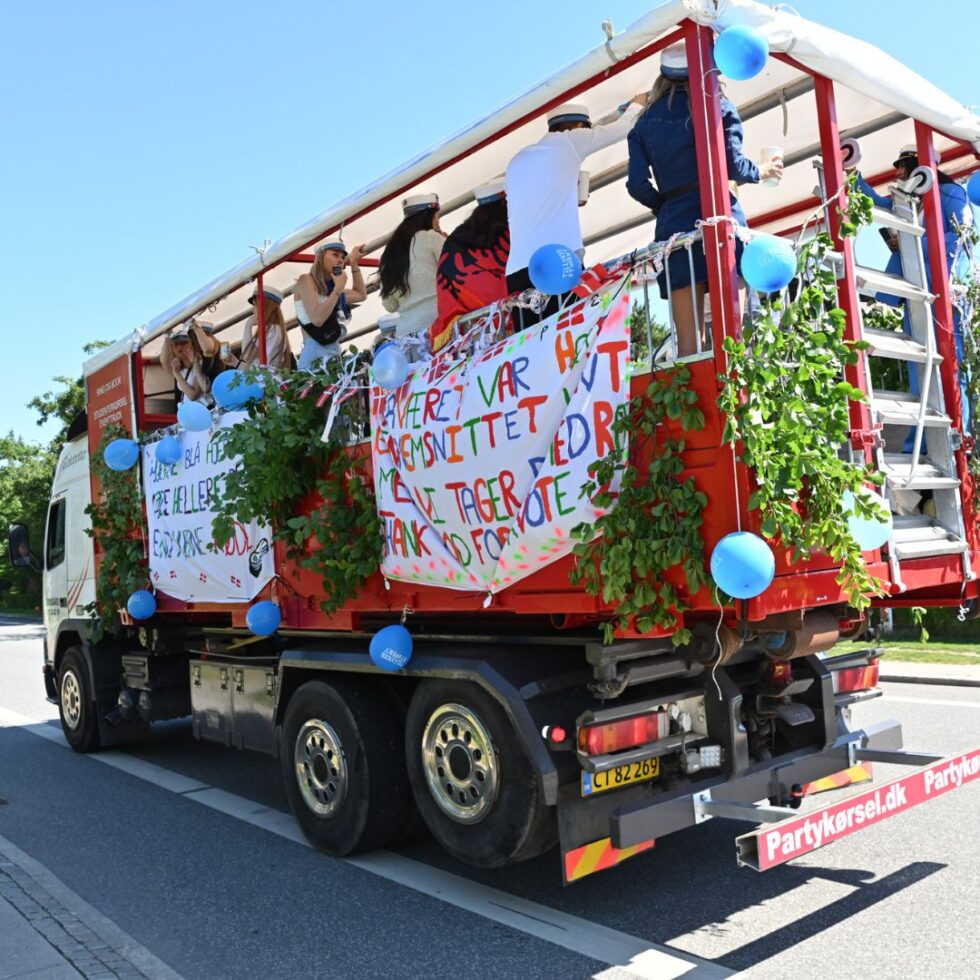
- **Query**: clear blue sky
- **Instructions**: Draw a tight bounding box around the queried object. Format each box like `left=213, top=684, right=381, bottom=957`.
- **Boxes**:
left=1, top=0, right=976, bottom=444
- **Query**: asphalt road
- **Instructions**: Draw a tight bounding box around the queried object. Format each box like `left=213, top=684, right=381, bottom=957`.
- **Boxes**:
left=1, top=615, right=978, bottom=979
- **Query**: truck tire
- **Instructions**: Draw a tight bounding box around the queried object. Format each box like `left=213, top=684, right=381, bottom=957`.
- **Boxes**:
left=281, top=678, right=412, bottom=856
left=58, top=647, right=100, bottom=753
left=405, top=680, right=557, bottom=868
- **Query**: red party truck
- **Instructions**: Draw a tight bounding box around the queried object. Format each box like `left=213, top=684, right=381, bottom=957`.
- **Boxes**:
left=9, top=1, right=980, bottom=881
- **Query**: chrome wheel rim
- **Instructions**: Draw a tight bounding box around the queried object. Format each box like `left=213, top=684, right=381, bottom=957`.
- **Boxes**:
left=294, top=718, right=347, bottom=817
left=421, top=703, right=498, bottom=824
left=61, top=669, right=82, bottom=731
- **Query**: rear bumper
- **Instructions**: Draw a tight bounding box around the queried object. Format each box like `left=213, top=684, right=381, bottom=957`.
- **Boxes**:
left=610, top=718, right=904, bottom=849
left=736, top=743, right=980, bottom=870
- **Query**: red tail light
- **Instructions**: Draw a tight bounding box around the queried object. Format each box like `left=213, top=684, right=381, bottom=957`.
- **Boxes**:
left=578, top=711, right=669, bottom=755
left=832, top=660, right=880, bottom=694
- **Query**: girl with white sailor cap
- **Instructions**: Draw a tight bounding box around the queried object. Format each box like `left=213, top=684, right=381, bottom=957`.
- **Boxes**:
left=626, top=42, right=782, bottom=357
left=432, top=179, right=510, bottom=352
left=379, top=192, right=445, bottom=352
left=294, top=239, right=367, bottom=370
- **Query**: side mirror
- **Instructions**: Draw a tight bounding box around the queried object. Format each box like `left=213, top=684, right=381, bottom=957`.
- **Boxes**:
left=8, top=523, right=34, bottom=569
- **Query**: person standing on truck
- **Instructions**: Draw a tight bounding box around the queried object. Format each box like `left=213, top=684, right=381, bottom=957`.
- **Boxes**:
left=197, top=286, right=294, bottom=371
left=294, top=240, right=367, bottom=371
left=626, top=43, right=783, bottom=357
left=161, top=328, right=212, bottom=405
left=504, top=94, right=649, bottom=330
left=379, top=193, right=446, bottom=359
left=431, top=180, right=509, bottom=353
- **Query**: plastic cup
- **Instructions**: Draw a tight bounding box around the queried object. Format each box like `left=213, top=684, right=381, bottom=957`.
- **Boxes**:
left=761, top=146, right=783, bottom=187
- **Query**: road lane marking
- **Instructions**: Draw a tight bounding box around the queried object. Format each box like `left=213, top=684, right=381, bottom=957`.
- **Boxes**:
left=882, top=696, right=980, bottom=710
left=0, top=707, right=729, bottom=979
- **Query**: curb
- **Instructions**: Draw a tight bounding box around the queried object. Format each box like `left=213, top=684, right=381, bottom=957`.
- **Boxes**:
left=879, top=673, right=980, bottom=689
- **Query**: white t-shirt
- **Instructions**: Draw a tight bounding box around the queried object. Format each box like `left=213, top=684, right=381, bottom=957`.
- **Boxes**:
left=381, top=228, right=444, bottom=337
left=504, top=104, right=642, bottom=275
left=242, top=317, right=287, bottom=367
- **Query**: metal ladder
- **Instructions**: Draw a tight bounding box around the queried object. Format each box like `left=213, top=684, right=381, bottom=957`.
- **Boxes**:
left=814, top=162, right=972, bottom=588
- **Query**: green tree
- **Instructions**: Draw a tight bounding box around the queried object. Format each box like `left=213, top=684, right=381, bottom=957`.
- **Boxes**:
left=0, top=340, right=108, bottom=610
left=0, top=434, right=56, bottom=609
left=27, top=340, right=111, bottom=449
left=629, top=296, right=671, bottom=365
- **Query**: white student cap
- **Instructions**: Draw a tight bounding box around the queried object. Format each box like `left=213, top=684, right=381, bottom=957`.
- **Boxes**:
left=893, top=144, right=941, bottom=166
left=402, top=192, right=440, bottom=216
left=248, top=285, right=284, bottom=306
left=660, top=42, right=688, bottom=78
left=474, top=179, right=506, bottom=204
left=546, top=103, right=591, bottom=130
left=315, top=239, right=348, bottom=255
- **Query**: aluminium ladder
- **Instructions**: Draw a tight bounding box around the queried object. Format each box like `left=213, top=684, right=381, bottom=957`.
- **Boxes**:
left=814, top=162, right=972, bottom=590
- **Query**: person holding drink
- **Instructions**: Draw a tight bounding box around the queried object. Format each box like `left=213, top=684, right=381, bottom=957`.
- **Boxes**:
left=626, top=43, right=783, bottom=356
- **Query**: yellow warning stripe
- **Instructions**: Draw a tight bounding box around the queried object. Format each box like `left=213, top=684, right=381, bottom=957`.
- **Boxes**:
left=563, top=837, right=654, bottom=882
left=803, top=763, right=873, bottom=796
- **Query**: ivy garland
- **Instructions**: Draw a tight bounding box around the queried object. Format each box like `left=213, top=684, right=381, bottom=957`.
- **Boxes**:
left=85, top=424, right=148, bottom=638
left=210, top=358, right=383, bottom=615
left=571, top=362, right=708, bottom=646
left=719, top=183, right=886, bottom=610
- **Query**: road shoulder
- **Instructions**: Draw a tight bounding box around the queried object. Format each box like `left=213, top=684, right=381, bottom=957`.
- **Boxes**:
left=0, top=833, right=183, bottom=980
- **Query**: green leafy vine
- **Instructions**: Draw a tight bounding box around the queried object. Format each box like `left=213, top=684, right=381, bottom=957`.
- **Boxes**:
left=719, top=182, right=886, bottom=609
left=85, top=425, right=147, bottom=637
left=571, top=364, right=708, bottom=646
left=210, top=359, right=382, bottom=614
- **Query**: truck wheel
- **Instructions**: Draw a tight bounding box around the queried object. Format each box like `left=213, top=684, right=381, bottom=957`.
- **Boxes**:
left=281, top=679, right=411, bottom=856
left=58, top=647, right=100, bottom=753
left=405, top=680, right=556, bottom=868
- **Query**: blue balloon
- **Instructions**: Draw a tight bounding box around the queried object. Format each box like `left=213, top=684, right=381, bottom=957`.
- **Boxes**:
left=967, top=172, right=980, bottom=207
left=741, top=235, right=798, bottom=293
left=177, top=399, right=212, bottom=432
left=246, top=600, right=281, bottom=636
left=714, top=25, right=769, bottom=81
left=127, top=589, right=156, bottom=620
left=212, top=369, right=257, bottom=409
left=104, top=438, right=139, bottom=472
left=369, top=624, right=413, bottom=671
left=154, top=435, right=182, bottom=466
left=528, top=243, right=583, bottom=295
left=842, top=490, right=892, bottom=551
left=711, top=531, right=775, bottom=599
left=373, top=342, right=410, bottom=390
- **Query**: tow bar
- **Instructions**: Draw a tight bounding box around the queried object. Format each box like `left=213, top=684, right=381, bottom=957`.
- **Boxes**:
left=692, top=746, right=980, bottom=870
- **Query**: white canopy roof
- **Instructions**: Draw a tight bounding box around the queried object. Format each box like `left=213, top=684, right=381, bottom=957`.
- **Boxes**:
left=85, top=0, right=980, bottom=377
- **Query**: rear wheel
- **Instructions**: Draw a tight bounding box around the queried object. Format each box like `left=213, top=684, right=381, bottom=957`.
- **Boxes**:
left=58, top=647, right=100, bottom=753
left=405, top=680, right=556, bottom=868
left=281, top=678, right=412, bottom=856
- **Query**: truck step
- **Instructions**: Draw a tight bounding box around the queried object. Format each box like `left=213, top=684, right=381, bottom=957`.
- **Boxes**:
left=864, top=327, right=937, bottom=364
left=872, top=206, right=925, bottom=238
left=855, top=266, right=933, bottom=304
left=892, top=516, right=967, bottom=559
left=882, top=453, right=959, bottom=490
left=872, top=391, right=951, bottom=427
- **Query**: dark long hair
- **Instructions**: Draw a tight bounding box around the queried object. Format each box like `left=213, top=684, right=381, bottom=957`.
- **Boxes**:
left=379, top=208, right=439, bottom=298
left=446, top=199, right=508, bottom=251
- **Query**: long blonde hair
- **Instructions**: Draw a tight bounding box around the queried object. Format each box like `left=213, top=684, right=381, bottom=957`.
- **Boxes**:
left=311, top=250, right=336, bottom=296
left=246, top=300, right=290, bottom=368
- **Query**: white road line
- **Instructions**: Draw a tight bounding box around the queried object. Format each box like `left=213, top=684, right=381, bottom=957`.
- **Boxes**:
left=884, top=695, right=980, bottom=710
left=0, top=707, right=729, bottom=980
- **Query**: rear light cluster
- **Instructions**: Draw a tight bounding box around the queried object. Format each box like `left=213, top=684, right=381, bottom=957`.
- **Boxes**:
left=832, top=660, right=880, bottom=694
left=578, top=710, right=670, bottom=756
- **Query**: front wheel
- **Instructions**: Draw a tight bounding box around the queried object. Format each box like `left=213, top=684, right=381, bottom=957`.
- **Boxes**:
left=405, top=680, right=556, bottom=868
left=280, top=678, right=412, bottom=856
left=58, top=647, right=100, bottom=752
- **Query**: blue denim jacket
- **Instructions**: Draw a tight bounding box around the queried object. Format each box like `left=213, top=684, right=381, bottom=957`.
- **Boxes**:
left=627, top=90, right=760, bottom=237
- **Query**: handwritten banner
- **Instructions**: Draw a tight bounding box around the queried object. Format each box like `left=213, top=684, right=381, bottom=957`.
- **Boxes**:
left=142, top=412, right=275, bottom=602
left=370, top=278, right=631, bottom=592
